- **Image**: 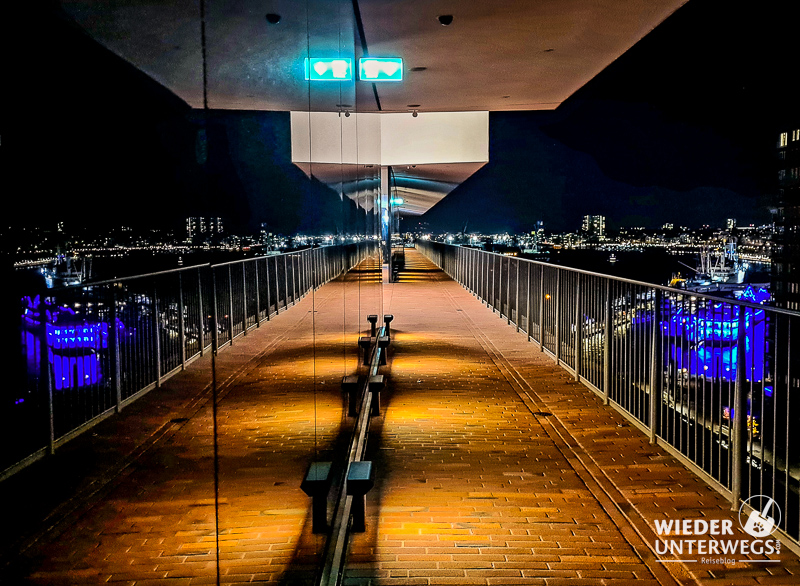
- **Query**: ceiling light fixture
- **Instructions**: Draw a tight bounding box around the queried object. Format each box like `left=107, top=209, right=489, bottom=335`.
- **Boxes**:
left=265, top=13, right=281, bottom=24
left=437, top=14, right=454, bottom=26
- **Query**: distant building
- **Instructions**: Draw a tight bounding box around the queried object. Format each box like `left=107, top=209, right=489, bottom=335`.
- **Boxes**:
left=582, top=215, right=606, bottom=239
left=726, top=218, right=737, bottom=230
left=773, top=126, right=800, bottom=309
left=186, top=217, right=224, bottom=240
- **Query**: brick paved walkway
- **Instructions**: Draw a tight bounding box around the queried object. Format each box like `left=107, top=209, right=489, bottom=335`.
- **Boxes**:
left=2, top=261, right=383, bottom=585
left=2, top=250, right=799, bottom=585
left=346, top=250, right=800, bottom=585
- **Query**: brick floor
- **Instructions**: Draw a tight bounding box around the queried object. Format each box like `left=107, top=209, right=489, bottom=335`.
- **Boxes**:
left=2, top=260, right=383, bottom=585
left=345, top=250, right=800, bottom=586
left=2, top=250, right=799, bottom=585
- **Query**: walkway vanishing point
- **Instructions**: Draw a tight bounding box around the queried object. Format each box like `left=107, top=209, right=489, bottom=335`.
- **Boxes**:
left=2, top=249, right=799, bottom=586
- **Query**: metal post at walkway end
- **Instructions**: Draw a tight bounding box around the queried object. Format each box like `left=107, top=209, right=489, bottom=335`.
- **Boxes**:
left=648, top=289, right=662, bottom=444
left=731, top=306, right=749, bottom=511
left=574, top=275, right=581, bottom=382
left=554, top=270, right=561, bottom=364
left=603, top=279, right=612, bottom=405
left=39, top=289, right=55, bottom=455
left=111, top=287, right=122, bottom=412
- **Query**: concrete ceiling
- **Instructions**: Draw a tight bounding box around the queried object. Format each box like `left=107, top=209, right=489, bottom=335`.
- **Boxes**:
left=60, top=0, right=687, bottom=113
left=60, top=0, right=688, bottom=214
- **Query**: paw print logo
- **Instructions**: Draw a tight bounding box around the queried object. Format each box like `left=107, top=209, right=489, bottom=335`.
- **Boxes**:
left=739, top=496, right=780, bottom=538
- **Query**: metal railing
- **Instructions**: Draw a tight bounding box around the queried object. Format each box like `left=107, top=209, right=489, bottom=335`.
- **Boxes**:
left=418, top=240, right=800, bottom=546
left=6, top=243, right=376, bottom=479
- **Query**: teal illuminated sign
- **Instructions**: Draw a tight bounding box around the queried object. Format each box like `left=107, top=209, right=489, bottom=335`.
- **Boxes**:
left=359, top=58, right=403, bottom=82
left=304, top=58, right=352, bottom=81
left=390, top=197, right=404, bottom=205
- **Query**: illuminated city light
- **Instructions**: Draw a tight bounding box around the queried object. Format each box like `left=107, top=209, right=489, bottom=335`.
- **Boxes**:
left=661, top=300, right=766, bottom=381
left=304, top=58, right=352, bottom=81
left=21, top=295, right=126, bottom=391
left=358, top=58, right=403, bottom=81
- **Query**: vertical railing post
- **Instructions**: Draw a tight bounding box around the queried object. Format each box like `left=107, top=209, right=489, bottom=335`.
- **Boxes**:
left=197, top=267, right=205, bottom=356
left=293, top=254, right=299, bottom=303
left=227, top=265, right=234, bottom=344
left=178, top=272, right=187, bottom=368
left=603, top=279, right=612, bottom=405
left=480, top=252, right=485, bottom=302
left=574, top=275, right=581, bottom=381
left=731, top=306, right=749, bottom=510
left=485, top=252, right=490, bottom=305
left=242, top=262, right=248, bottom=335
left=212, top=272, right=220, bottom=354
left=493, top=255, right=498, bottom=311
left=554, top=270, right=561, bottom=363
left=470, top=249, right=475, bottom=294
left=153, top=284, right=162, bottom=387
left=526, top=262, right=532, bottom=341
left=284, top=255, right=290, bottom=309
left=506, top=256, right=511, bottom=324
left=111, top=287, right=122, bottom=412
left=301, top=252, right=307, bottom=297
left=515, top=258, right=521, bottom=332
left=649, top=289, right=662, bottom=444
left=473, top=249, right=477, bottom=294
left=312, top=249, right=317, bottom=289
left=39, top=290, right=55, bottom=455
left=254, top=259, right=261, bottom=327
left=539, top=268, right=545, bottom=352
left=274, top=256, right=281, bottom=314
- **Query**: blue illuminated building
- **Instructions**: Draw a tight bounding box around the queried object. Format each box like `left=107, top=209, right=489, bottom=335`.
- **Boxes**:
left=21, top=295, right=125, bottom=391
left=660, top=286, right=770, bottom=384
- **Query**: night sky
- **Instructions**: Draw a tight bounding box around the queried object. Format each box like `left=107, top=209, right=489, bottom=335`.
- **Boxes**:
left=419, top=0, right=798, bottom=232
left=1, top=0, right=797, bottom=237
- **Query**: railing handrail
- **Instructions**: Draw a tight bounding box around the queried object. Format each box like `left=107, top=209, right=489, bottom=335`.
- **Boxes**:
left=43, top=263, right=212, bottom=291
left=209, top=246, right=315, bottom=268
left=34, top=244, right=356, bottom=293
left=433, top=242, right=796, bottom=317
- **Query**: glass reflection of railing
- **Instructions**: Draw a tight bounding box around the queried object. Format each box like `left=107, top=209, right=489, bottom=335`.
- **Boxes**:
left=6, top=243, right=376, bottom=480
left=418, top=240, right=800, bottom=547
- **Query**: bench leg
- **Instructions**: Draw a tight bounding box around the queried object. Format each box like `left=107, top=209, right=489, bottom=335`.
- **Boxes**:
left=312, top=494, right=328, bottom=533
left=371, top=390, right=380, bottom=416
left=351, top=494, right=367, bottom=533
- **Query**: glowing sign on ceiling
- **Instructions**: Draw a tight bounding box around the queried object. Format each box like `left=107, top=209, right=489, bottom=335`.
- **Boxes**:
left=358, top=58, right=403, bottom=82
left=304, top=58, right=352, bottom=81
